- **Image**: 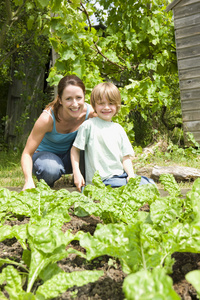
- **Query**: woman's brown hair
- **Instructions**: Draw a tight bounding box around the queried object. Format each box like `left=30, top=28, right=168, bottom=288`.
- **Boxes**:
left=45, top=75, right=85, bottom=121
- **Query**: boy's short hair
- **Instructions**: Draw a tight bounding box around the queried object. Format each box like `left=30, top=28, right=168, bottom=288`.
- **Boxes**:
left=90, top=82, right=121, bottom=114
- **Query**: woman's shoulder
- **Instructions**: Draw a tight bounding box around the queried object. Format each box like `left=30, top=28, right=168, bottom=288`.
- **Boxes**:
left=42, top=107, right=53, bottom=118
left=35, top=109, right=54, bottom=130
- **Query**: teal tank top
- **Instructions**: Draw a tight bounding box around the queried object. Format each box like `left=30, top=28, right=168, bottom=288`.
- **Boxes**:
left=36, top=103, right=90, bottom=154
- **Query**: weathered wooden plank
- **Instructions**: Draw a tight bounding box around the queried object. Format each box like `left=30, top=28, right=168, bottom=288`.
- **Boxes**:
left=182, top=110, right=200, bottom=122
left=179, top=76, right=200, bottom=90
left=181, top=99, right=200, bottom=111
left=151, top=165, right=200, bottom=182
left=174, top=14, right=200, bottom=29
left=183, top=120, right=200, bottom=131
left=178, top=56, right=200, bottom=70
left=175, top=24, right=200, bottom=39
left=177, top=0, right=200, bottom=6
left=179, top=67, right=200, bottom=80
left=174, top=3, right=200, bottom=19
left=177, top=45, right=200, bottom=60
left=176, top=35, right=200, bottom=49
left=166, top=0, right=182, bottom=12
left=181, top=88, right=200, bottom=100
left=166, top=0, right=199, bottom=12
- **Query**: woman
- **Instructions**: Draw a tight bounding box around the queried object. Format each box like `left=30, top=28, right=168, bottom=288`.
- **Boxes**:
left=21, top=75, right=94, bottom=191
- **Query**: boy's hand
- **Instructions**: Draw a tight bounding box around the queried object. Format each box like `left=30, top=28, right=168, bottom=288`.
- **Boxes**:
left=127, top=174, right=136, bottom=182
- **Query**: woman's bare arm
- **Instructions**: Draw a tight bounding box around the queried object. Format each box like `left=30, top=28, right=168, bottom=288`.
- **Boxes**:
left=21, top=112, right=53, bottom=190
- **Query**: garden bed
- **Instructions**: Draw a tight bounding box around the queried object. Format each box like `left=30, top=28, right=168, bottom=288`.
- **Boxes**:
left=0, top=206, right=199, bottom=299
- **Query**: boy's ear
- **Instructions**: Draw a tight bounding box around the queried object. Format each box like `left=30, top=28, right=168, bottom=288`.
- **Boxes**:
left=92, top=112, right=98, bottom=117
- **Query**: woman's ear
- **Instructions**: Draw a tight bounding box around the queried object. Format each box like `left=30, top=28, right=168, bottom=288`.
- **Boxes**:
left=58, top=97, right=62, bottom=105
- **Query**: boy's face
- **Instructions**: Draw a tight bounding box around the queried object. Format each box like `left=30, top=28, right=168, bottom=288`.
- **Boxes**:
left=95, top=95, right=117, bottom=122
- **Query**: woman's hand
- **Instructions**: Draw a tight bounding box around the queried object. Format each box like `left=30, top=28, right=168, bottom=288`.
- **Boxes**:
left=74, top=171, right=85, bottom=192
left=22, top=178, right=36, bottom=191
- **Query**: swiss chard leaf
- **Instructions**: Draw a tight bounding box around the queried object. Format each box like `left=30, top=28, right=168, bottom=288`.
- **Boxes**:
left=78, top=222, right=169, bottom=274
left=185, top=270, right=200, bottom=298
left=75, top=173, right=159, bottom=224
left=0, top=224, right=27, bottom=249
left=123, top=268, right=180, bottom=300
left=159, top=173, right=181, bottom=197
left=36, top=270, right=104, bottom=299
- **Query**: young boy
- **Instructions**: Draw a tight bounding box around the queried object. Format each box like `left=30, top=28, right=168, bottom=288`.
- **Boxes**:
left=71, top=82, right=137, bottom=192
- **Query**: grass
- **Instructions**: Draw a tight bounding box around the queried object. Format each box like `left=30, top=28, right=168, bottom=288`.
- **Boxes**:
left=1, top=141, right=200, bottom=190
left=0, top=150, right=25, bottom=188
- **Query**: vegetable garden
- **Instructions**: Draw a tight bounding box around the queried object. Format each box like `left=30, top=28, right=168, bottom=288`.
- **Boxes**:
left=1, top=172, right=200, bottom=299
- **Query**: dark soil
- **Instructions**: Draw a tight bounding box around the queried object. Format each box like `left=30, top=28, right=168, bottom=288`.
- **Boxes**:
left=0, top=175, right=199, bottom=299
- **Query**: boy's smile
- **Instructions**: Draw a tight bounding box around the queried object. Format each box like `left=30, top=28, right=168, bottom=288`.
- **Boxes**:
left=95, top=96, right=117, bottom=122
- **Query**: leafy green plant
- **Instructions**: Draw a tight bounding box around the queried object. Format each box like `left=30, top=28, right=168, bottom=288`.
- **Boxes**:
left=1, top=173, right=200, bottom=297
left=74, top=171, right=159, bottom=224
left=185, top=270, right=200, bottom=299
left=123, top=268, right=180, bottom=300
left=0, top=181, right=104, bottom=298
left=0, top=264, right=103, bottom=299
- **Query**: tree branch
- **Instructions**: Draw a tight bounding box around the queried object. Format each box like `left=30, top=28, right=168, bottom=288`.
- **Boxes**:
left=80, top=1, right=125, bottom=71
left=0, top=0, right=26, bottom=49
left=0, top=32, right=36, bottom=67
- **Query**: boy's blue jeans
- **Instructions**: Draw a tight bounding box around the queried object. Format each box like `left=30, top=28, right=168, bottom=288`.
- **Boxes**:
left=103, top=172, right=155, bottom=188
left=32, top=150, right=85, bottom=187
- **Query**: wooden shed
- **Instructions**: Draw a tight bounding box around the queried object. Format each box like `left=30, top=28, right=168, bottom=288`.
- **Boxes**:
left=166, top=0, right=200, bottom=143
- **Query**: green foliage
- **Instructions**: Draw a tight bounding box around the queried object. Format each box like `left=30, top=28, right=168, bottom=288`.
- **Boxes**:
left=0, top=181, right=103, bottom=298
left=46, top=0, right=180, bottom=143
left=74, top=171, right=159, bottom=224
left=0, top=0, right=180, bottom=146
left=123, top=268, right=181, bottom=300
left=186, top=270, right=200, bottom=299
left=2, top=174, right=200, bottom=297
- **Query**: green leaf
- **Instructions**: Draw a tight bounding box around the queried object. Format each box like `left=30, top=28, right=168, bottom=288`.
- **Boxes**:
left=92, top=171, right=106, bottom=189
left=27, top=16, right=35, bottom=30
left=39, top=263, right=64, bottom=282
left=123, top=268, right=180, bottom=300
left=79, top=222, right=164, bottom=274
left=36, top=270, right=104, bottom=299
left=51, top=0, right=62, bottom=11
left=1, top=265, right=34, bottom=300
left=186, top=270, right=200, bottom=298
left=150, top=196, right=184, bottom=230
left=159, top=174, right=181, bottom=197
left=0, top=224, right=27, bottom=249
left=35, top=0, right=50, bottom=8
left=59, top=50, right=76, bottom=61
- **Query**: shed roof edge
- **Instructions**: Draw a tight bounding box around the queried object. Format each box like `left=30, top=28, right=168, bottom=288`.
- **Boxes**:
left=166, top=0, right=182, bottom=12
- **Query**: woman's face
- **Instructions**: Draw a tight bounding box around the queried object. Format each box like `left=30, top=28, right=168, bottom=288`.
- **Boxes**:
left=60, top=85, right=85, bottom=117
